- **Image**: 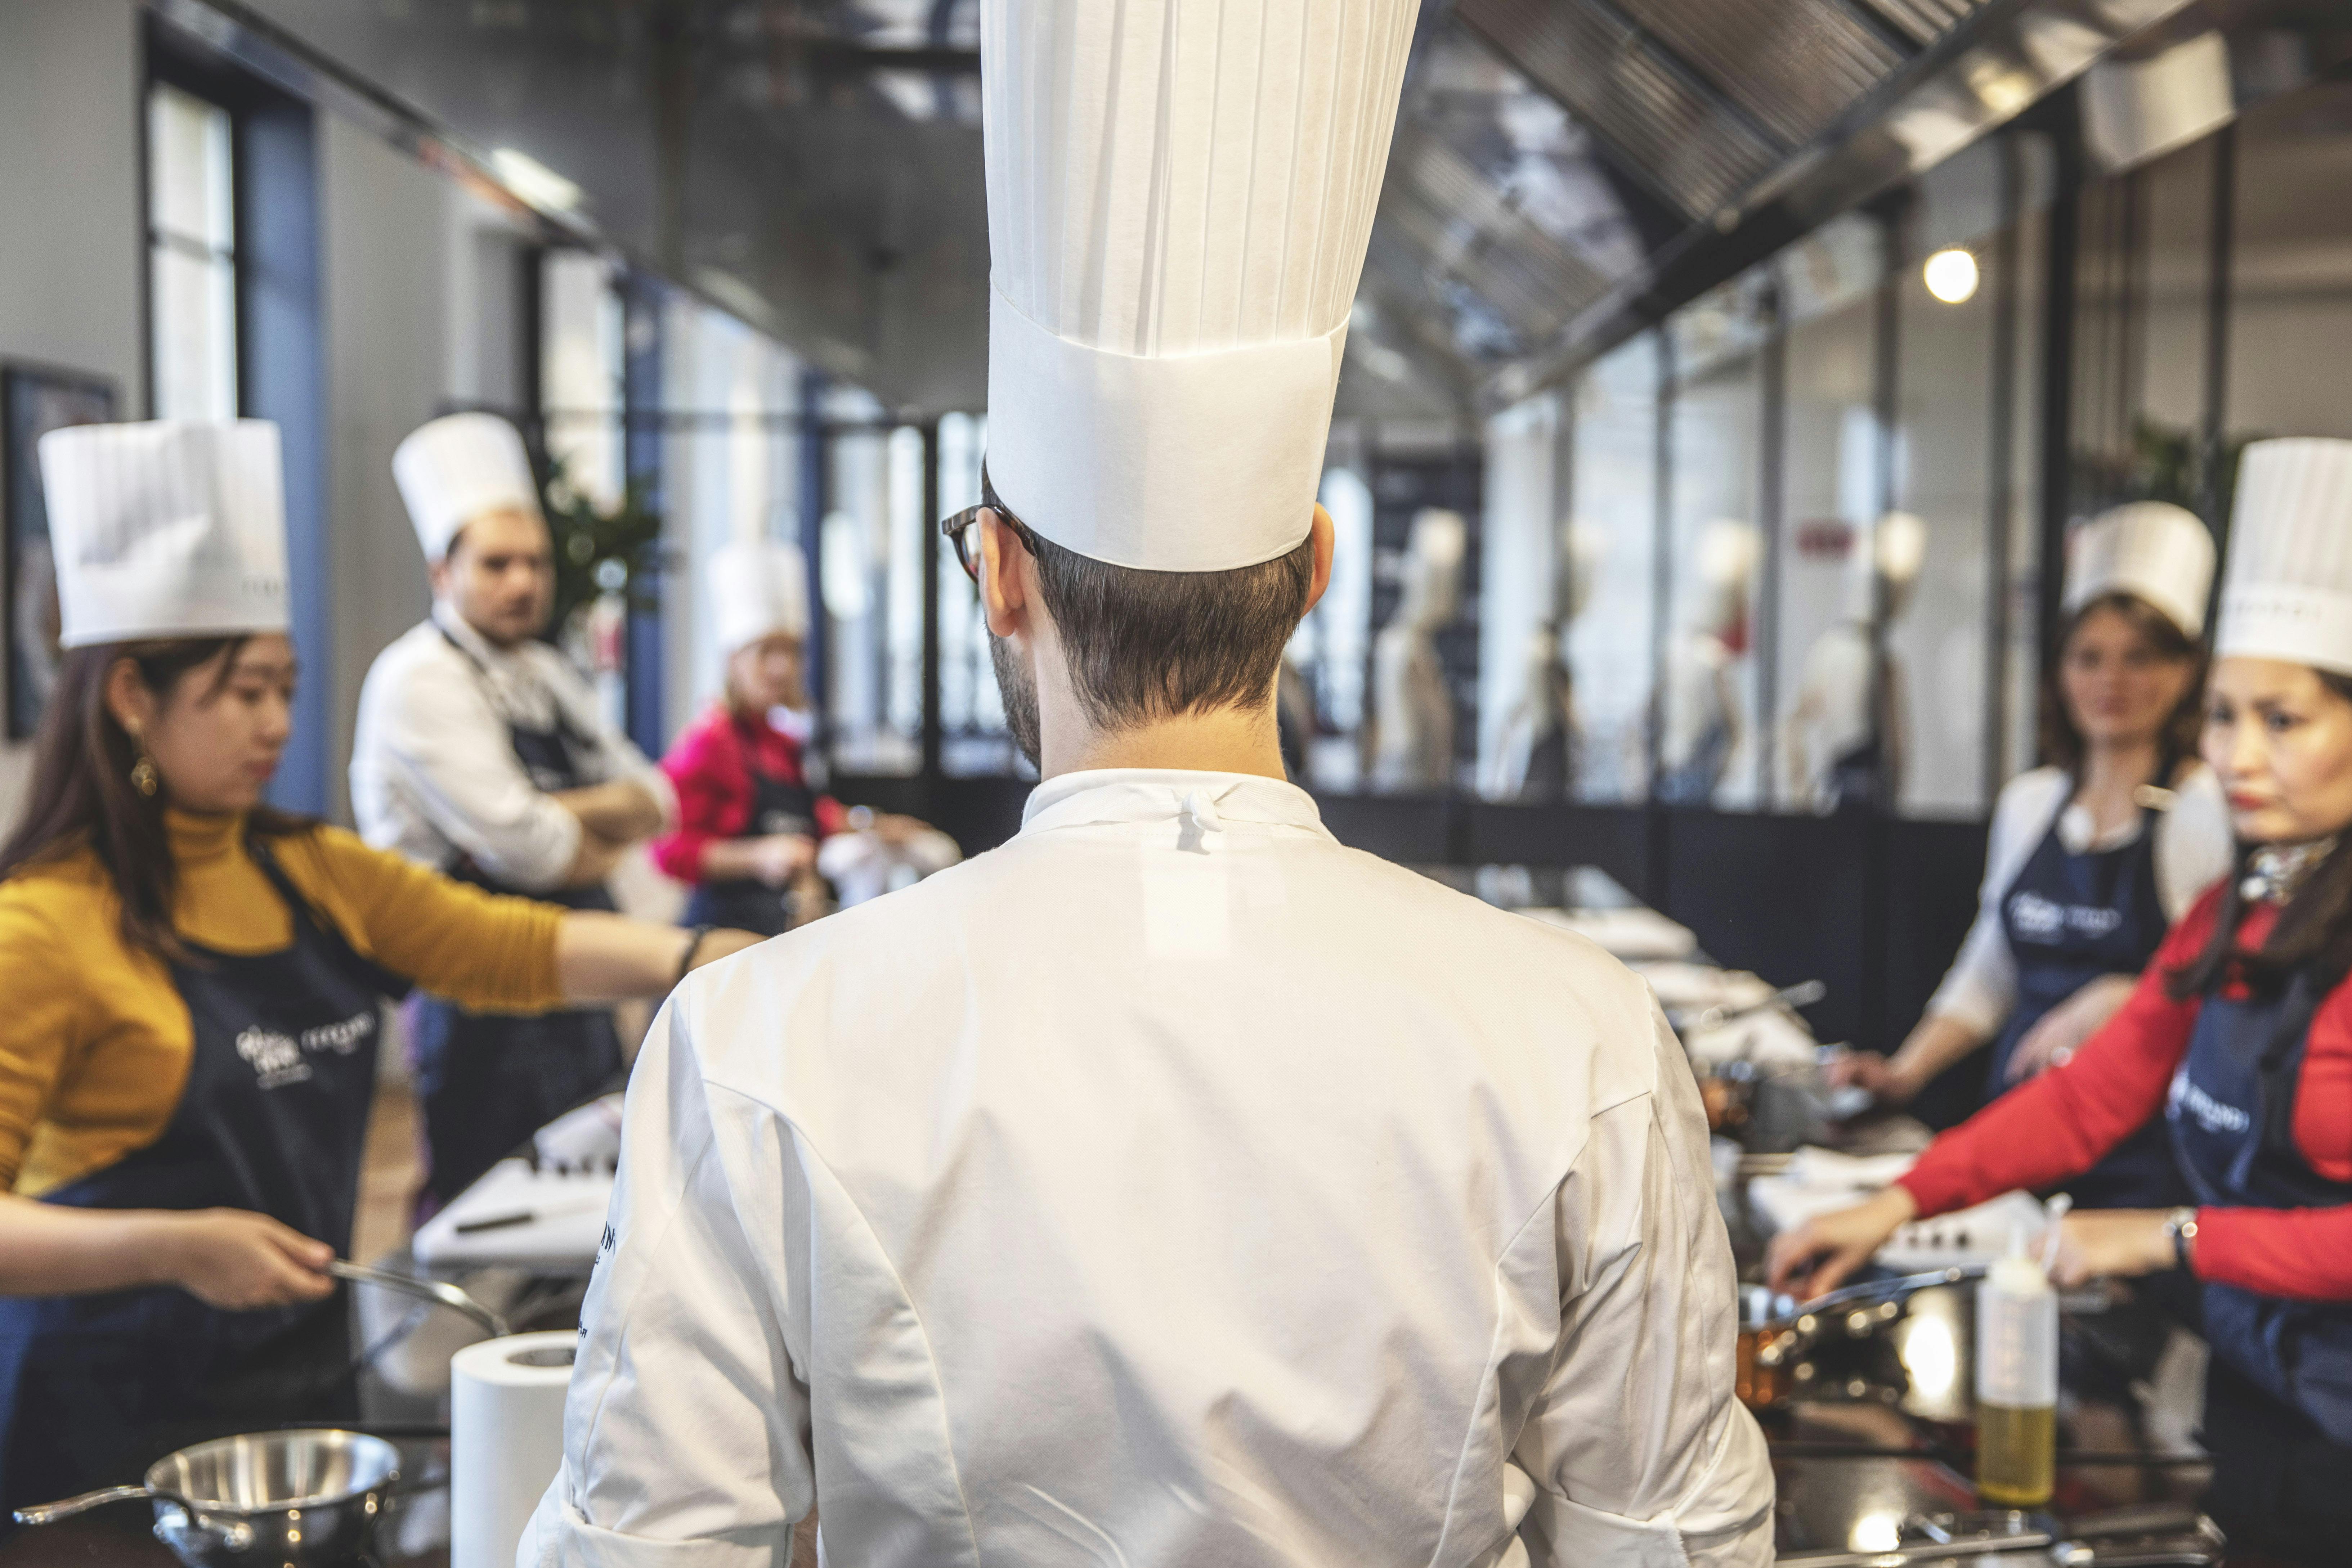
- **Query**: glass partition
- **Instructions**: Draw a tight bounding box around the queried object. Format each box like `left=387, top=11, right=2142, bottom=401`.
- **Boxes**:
left=1566, top=333, right=1662, bottom=803
left=1662, top=274, right=1770, bottom=810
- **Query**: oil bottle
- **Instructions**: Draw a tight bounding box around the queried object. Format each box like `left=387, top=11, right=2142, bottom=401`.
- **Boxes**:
left=1975, top=1230, right=2057, bottom=1507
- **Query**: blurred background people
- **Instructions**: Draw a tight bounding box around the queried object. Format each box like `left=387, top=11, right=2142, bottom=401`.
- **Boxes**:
left=352, top=412, right=675, bottom=1214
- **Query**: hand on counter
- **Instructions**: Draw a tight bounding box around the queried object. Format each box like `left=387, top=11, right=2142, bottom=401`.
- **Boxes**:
left=161, top=1208, right=335, bottom=1310
left=1765, top=1186, right=1920, bottom=1298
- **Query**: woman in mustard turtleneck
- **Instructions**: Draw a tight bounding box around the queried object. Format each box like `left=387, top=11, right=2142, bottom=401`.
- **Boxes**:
left=0, top=419, right=757, bottom=1515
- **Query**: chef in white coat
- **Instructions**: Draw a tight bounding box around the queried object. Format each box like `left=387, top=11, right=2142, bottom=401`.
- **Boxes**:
left=522, top=4, right=1772, bottom=1564
left=352, top=412, right=676, bottom=1214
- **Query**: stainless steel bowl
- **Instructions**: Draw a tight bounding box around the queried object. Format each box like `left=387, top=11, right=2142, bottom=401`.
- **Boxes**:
left=14, top=1428, right=401, bottom=1567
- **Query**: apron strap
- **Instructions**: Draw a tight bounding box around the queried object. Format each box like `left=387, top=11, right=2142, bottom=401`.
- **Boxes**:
left=2254, top=970, right=2325, bottom=1161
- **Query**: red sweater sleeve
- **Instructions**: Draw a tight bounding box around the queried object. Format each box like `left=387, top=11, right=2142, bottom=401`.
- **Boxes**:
left=1896, top=889, right=2219, bottom=1216
left=652, top=712, right=750, bottom=884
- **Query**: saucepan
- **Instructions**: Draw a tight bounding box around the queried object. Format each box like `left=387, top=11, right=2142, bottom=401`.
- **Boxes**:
left=14, top=1428, right=401, bottom=1567
left=1737, top=1266, right=1986, bottom=1411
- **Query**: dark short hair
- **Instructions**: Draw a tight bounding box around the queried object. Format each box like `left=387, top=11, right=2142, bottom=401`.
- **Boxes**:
left=2039, top=590, right=2207, bottom=775
left=990, top=477, right=1316, bottom=731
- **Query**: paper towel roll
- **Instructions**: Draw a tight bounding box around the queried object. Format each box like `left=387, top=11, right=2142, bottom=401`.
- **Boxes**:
left=451, top=1331, right=575, bottom=1568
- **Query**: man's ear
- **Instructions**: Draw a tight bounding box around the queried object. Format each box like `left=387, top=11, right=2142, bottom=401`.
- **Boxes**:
left=1302, top=504, right=1336, bottom=616
left=977, top=510, right=1029, bottom=641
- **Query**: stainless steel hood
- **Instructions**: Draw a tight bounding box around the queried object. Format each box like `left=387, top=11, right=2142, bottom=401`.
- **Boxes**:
left=165, top=0, right=2295, bottom=418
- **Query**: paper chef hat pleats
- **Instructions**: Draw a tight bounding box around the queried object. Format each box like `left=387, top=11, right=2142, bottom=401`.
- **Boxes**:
left=709, top=540, right=811, bottom=655
left=393, top=412, right=541, bottom=564
left=2217, top=437, right=2352, bottom=676
left=2064, top=502, right=2216, bottom=639
left=981, top=0, right=1419, bottom=572
left=38, top=420, right=290, bottom=649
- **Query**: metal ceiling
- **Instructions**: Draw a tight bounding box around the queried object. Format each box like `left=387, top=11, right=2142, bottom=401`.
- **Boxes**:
left=172, top=0, right=2221, bottom=417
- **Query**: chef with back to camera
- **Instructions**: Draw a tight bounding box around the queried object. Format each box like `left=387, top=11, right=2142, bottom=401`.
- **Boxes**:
left=520, top=4, right=1773, bottom=1565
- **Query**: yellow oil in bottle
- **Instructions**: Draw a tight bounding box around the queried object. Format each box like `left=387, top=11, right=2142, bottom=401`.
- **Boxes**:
left=1976, top=1400, right=2056, bottom=1507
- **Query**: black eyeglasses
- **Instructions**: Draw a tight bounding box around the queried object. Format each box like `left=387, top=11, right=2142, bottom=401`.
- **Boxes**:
left=938, top=470, right=1039, bottom=581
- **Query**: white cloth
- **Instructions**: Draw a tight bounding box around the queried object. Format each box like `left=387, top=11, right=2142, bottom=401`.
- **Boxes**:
left=351, top=604, right=675, bottom=890
left=2064, top=502, right=2215, bottom=639
left=1925, top=763, right=2235, bottom=1038
left=708, top=539, right=809, bottom=654
left=393, top=412, right=541, bottom=565
left=2217, top=436, right=2352, bottom=676
left=520, top=770, right=1773, bottom=1568
left=37, top=420, right=289, bottom=647
left=982, top=0, right=1417, bottom=570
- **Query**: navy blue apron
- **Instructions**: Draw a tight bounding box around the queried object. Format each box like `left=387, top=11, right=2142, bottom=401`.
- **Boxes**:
left=680, top=724, right=817, bottom=940
left=409, top=631, right=623, bottom=1214
left=1983, top=787, right=2189, bottom=1208
left=0, top=843, right=406, bottom=1517
left=2168, top=970, right=2352, bottom=1446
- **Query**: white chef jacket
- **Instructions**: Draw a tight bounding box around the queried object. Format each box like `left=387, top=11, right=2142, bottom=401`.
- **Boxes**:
left=350, top=603, right=674, bottom=890
left=521, top=769, right=1773, bottom=1568
left=1923, top=761, right=2234, bottom=1037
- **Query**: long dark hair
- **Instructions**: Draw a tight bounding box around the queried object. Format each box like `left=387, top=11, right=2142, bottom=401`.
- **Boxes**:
left=2169, top=668, right=2352, bottom=1000
left=2039, top=591, right=2207, bottom=778
left=0, top=637, right=310, bottom=960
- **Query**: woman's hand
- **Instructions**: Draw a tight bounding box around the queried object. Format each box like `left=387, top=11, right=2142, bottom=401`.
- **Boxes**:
left=747, top=834, right=817, bottom=888
left=160, top=1209, right=334, bottom=1310
left=1826, top=1050, right=1921, bottom=1105
left=1765, top=1187, right=1919, bottom=1298
left=2004, top=974, right=2137, bottom=1084
left=2046, top=1209, right=2177, bottom=1289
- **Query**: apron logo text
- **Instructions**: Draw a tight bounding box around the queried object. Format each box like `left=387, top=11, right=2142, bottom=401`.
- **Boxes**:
left=2009, top=891, right=2124, bottom=943
left=2168, top=1068, right=2252, bottom=1135
left=235, top=1008, right=377, bottom=1091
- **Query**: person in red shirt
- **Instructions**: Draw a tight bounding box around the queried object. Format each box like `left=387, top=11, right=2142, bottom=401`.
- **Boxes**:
left=1770, top=439, right=2352, bottom=1554
left=653, top=542, right=845, bottom=938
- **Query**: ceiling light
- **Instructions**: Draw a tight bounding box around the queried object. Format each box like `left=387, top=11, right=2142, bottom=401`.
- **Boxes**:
left=490, top=148, right=582, bottom=214
left=1923, top=247, right=1980, bottom=305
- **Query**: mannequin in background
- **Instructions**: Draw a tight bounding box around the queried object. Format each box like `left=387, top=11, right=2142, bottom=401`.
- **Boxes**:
left=1784, top=511, right=1928, bottom=812
left=1490, top=522, right=1604, bottom=802
left=1660, top=520, right=1761, bottom=805
left=1369, top=508, right=1466, bottom=794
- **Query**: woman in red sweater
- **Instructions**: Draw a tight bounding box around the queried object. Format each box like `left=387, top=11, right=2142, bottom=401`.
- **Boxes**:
left=654, top=542, right=845, bottom=938
left=1771, top=440, right=2352, bottom=1533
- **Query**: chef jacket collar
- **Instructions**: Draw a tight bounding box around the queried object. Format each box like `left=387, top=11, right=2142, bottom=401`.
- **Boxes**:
left=1018, top=770, right=1335, bottom=844
left=432, top=599, right=533, bottom=674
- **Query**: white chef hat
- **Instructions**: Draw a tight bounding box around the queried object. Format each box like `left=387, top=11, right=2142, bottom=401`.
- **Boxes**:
left=38, top=420, right=289, bottom=649
left=2217, top=437, right=2352, bottom=676
left=392, top=412, right=541, bottom=564
left=981, top=0, right=1418, bottom=572
left=2064, top=501, right=2215, bottom=639
left=709, top=539, right=811, bottom=655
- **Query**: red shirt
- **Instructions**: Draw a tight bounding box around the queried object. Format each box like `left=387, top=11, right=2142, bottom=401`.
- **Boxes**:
left=651, top=705, right=845, bottom=885
left=1898, top=884, right=2352, bottom=1303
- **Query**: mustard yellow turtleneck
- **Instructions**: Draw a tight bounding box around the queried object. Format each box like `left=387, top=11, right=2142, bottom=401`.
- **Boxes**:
left=0, top=811, right=566, bottom=1197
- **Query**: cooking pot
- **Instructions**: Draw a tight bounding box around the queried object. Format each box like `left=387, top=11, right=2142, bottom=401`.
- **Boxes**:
left=14, top=1428, right=400, bottom=1567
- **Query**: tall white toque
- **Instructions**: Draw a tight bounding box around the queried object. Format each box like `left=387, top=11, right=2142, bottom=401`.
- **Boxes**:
left=2064, top=501, right=2216, bottom=639
left=981, top=0, right=1419, bottom=572
left=2217, top=437, right=2352, bottom=677
left=709, top=539, right=811, bottom=655
left=393, top=412, right=542, bottom=565
left=38, top=420, right=290, bottom=649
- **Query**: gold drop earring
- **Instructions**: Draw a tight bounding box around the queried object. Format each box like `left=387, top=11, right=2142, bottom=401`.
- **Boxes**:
left=126, top=723, right=159, bottom=798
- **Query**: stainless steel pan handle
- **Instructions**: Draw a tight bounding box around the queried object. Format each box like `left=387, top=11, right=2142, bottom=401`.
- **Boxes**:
left=328, top=1259, right=511, bottom=1338
left=14, top=1484, right=173, bottom=1526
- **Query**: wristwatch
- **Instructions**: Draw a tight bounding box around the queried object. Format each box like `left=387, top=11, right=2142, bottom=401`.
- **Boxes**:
left=2161, top=1206, right=2200, bottom=1271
